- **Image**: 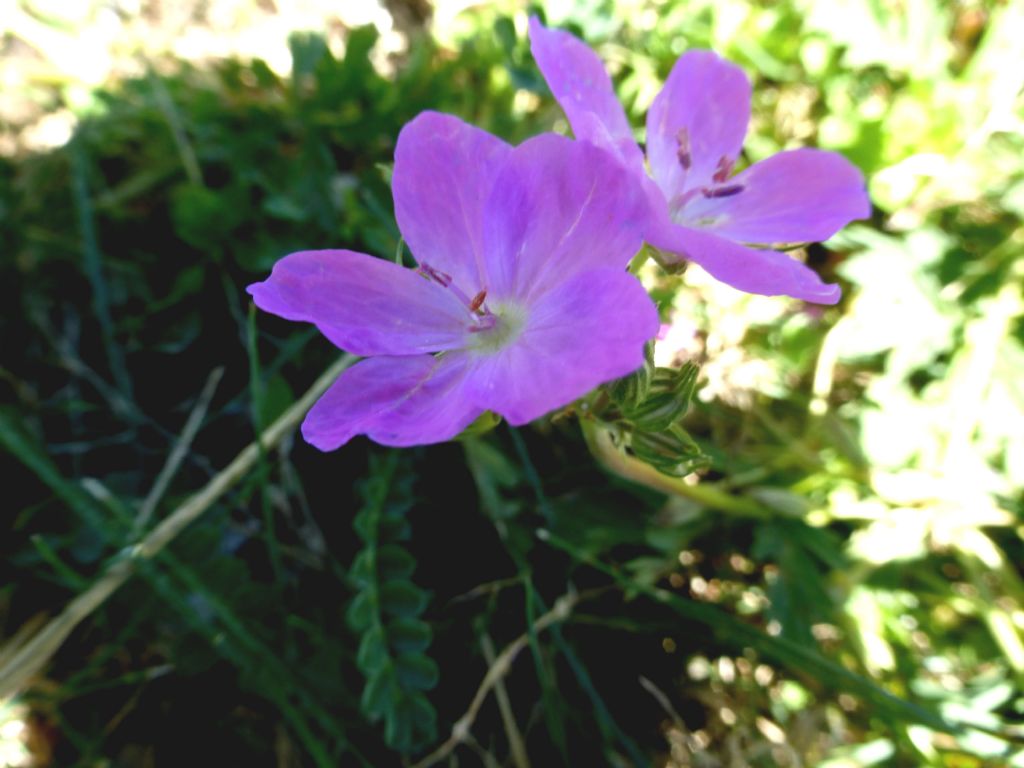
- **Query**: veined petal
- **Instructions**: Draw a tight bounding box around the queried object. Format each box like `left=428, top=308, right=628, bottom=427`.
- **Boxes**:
left=393, top=111, right=512, bottom=293
left=464, top=268, right=659, bottom=424
left=302, top=354, right=481, bottom=450
left=647, top=222, right=841, bottom=304
left=528, top=18, right=644, bottom=174
left=247, top=249, right=470, bottom=356
left=680, top=148, right=871, bottom=244
left=480, top=134, right=649, bottom=302
left=646, top=51, right=751, bottom=202
left=568, top=109, right=647, bottom=178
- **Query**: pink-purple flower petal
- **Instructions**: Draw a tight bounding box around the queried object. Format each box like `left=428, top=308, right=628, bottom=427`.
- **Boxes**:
left=463, top=268, right=659, bottom=424
left=302, top=354, right=481, bottom=449
left=393, top=111, right=512, bottom=293
left=646, top=51, right=751, bottom=203
left=678, top=148, right=871, bottom=244
left=480, top=134, right=649, bottom=302
left=527, top=17, right=644, bottom=174
left=246, top=249, right=471, bottom=356
left=647, top=221, right=841, bottom=304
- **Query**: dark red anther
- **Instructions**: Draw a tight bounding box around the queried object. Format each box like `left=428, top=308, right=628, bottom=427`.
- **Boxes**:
left=675, top=127, right=691, bottom=170
left=712, top=156, right=734, bottom=184
left=702, top=184, right=744, bottom=198
left=417, top=263, right=453, bottom=287
left=469, top=289, right=487, bottom=313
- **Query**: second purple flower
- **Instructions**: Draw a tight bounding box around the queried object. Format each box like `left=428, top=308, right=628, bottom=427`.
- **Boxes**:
left=529, top=18, right=871, bottom=304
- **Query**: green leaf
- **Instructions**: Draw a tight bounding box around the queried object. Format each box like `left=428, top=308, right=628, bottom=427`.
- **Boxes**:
left=379, top=581, right=429, bottom=618
left=356, top=626, right=388, bottom=675
left=387, top=618, right=432, bottom=654
left=256, top=375, right=294, bottom=429
left=346, top=590, right=374, bottom=633
left=376, top=545, right=416, bottom=581
left=349, top=549, right=374, bottom=587
left=383, top=691, right=437, bottom=752
left=361, top=668, right=397, bottom=721
left=383, top=692, right=415, bottom=751
left=395, top=653, right=440, bottom=691
left=409, top=692, right=438, bottom=740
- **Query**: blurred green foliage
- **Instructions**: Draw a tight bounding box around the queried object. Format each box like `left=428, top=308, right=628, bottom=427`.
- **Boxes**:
left=1, top=0, right=1023, bottom=766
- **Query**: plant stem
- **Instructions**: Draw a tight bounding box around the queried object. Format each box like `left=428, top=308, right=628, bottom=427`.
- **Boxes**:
left=0, top=354, right=355, bottom=699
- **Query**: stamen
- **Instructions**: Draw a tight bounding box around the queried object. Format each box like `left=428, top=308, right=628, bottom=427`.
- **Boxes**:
left=469, top=289, right=487, bottom=314
left=675, top=127, right=691, bottom=170
left=702, top=184, right=744, bottom=198
left=419, top=261, right=494, bottom=325
left=712, top=156, right=734, bottom=184
left=416, top=262, right=452, bottom=287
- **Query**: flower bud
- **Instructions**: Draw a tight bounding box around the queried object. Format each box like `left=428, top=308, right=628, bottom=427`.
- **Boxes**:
left=629, top=424, right=709, bottom=477
left=624, top=362, right=700, bottom=432
left=607, top=341, right=655, bottom=410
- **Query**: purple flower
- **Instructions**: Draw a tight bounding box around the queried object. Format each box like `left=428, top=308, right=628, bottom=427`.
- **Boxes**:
left=528, top=18, right=871, bottom=304
left=247, top=112, right=659, bottom=449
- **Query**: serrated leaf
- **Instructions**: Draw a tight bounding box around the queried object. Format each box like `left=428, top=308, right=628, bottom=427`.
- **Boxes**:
left=379, top=580, right=429, bottom=617
left=395, top=653, right=440, bottom=691
left=388, top=618, right=432, bottom=654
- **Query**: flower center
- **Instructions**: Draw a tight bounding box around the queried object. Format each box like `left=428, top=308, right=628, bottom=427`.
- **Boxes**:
left=466, top=302, right=526, bottom=353
left=417, top=262, right=525, bottom=353
left=669, top=135, right=745, bottom=229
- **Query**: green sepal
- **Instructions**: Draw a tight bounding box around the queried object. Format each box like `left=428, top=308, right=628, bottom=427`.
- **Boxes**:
left=645, top=242, right=688, bottom=274
left=456, top=410, right=502, bottom=440
left=630, top=424, right=710, bottom=477
left=623, top=362, right=700, bottom=431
